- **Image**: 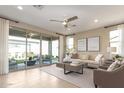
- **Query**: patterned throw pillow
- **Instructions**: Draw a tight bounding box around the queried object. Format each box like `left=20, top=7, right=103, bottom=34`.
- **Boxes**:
left=95, top=54, right=104, bottom=63
left=107, top=61, right=121, bottom=71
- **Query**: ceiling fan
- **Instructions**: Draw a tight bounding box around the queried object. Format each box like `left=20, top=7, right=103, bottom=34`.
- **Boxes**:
left=49, top=16, right=78, bottom=28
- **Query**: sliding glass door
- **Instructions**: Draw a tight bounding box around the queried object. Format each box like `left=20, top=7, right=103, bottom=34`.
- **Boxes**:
left=42, top=36, right=52, bottom=65
left=27, top=32, right=41, bottom=68
left=9, top=28, right=26, bottom=71
left=52, top=37, right=59, bottom=63
left=41, top=36, right=59, bottom=65
left=9, top=27, right=60, bottom=72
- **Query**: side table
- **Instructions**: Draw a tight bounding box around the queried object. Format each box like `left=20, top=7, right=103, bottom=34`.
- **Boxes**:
left=99, top=59, right=114, bottom=69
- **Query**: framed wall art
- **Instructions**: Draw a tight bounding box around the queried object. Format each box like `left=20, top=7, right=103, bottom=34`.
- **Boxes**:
left=77, top=38, right=87, bottom=51
left=87, top=36, right=100, bottom=52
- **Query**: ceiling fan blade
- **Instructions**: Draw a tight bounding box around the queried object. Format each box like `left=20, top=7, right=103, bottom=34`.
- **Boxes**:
left=67, top=16, right=78, bottom=22
left=70, top=24, right=76, bottom=27
left=49, top=19, right=63, bottom=23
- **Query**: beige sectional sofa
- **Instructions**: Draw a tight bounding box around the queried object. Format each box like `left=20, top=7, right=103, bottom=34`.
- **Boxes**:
left=57, top=54, right=105, bottom=68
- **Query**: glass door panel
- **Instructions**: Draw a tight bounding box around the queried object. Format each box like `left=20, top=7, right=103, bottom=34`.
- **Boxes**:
left=9, top=28, right=26, bottom=71
left=42, top=36, right=52, bottom=65
left=27, top=32, right=41, bottom=68
left=52, top=37, right=59, bottom=63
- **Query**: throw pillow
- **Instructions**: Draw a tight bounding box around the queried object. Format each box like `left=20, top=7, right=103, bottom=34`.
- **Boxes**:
left=79, top=55, right=89, bottom=60
left=95, top=54, right=104, bottom=63
left=107, top=61, right=120, bottom=71
left=71, top=53, right=79, bottom=59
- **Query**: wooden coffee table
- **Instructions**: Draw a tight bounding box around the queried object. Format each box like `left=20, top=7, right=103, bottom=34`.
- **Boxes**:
left=63, top=63, right=85, bottom=74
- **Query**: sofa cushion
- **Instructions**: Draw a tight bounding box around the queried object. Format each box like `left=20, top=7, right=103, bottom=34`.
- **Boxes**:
left=82, top=60, right=99, bottom=64
left=79, top=55, right=89, bottom=60
left=89, top=55, right=97, bottom=60
left=71, top=53, right=79, bottom=59
left=71, top=59, right=98, bottom=64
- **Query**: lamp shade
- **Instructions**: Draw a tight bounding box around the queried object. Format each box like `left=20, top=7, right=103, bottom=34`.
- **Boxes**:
left=107, top=47, right=111, bottom=52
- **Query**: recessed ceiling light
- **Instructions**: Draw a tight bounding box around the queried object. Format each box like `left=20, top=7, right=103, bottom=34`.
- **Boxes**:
left=94, top=19, right=98, bottom=23
left=17, top=6, right=23, bottom=10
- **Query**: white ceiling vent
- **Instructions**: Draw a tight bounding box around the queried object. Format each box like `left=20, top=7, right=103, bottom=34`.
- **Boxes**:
left=33, top=5, right=44, bottom=10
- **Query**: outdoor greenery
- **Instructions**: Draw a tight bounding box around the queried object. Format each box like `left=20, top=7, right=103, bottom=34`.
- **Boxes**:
left=16, top=60, right=25, bottom=64
left=113, top=54, right=124, bottom=62
left=9, top=54, right=59, bottom=64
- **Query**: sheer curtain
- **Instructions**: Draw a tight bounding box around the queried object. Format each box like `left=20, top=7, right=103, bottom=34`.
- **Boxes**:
left=118, top=24, right=124, bottom=57
left=59, top=36, right=64, bottom=63
left=0, top=18, right=9, bottom=74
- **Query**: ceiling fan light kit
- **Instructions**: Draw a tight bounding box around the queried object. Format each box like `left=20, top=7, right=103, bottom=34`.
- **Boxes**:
left=49, top=16, right=78, bottom=28
left=62, top=21, right=67, bottom=25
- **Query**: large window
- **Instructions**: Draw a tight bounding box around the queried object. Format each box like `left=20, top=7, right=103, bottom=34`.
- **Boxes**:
left=66, top=37, right=74, bottom=49
left=109, top=30, right=121, bottom=54
left=42, top=40, right=49, bottom=55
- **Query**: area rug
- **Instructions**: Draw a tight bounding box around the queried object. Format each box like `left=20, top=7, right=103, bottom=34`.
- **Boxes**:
left=40, top=64, right=95, bottom=88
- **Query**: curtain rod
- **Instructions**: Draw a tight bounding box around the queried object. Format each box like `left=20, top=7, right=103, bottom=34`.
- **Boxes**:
left=56, top=33, right=65, bottom=36
left=56, top=33, right=76, bottom=36
left=104, top=22, right=124, bottom=28
left=0, top=16, right=19, bottom=23
left=65, top=33, right=75, bottom=36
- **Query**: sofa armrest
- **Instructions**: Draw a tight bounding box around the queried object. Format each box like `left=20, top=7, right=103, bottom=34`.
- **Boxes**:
left=93, top=67, right=124, bottom=88
left=94, top=69, right=114, bottom=79
left=93, top=69, right=115, bottom=87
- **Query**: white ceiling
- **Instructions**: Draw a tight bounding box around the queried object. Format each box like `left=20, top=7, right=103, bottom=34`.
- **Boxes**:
left=0, top=5, right=124, bottom=35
